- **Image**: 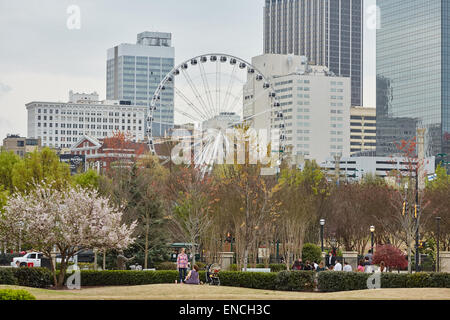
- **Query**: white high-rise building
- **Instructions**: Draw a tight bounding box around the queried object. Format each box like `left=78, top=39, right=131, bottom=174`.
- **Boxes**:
left=245, top=54, right=351, bottom=164
left=26, top=91, right=147, bottom=149
left=107, top=31, right=175, bottom=137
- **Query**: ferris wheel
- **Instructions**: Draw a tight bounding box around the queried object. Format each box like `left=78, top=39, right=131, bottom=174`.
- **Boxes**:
left=146, top=53, right=287, bottom=170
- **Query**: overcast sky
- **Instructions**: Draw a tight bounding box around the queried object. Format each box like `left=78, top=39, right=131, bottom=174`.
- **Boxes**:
left=0, top=0, right=376, bottom=141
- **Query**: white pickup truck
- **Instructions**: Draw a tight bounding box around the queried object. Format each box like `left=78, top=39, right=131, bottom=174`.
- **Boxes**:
left=11, top=252, right=45, bottom=268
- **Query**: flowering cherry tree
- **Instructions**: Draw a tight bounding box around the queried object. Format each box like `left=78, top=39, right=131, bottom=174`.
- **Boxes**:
left=0, top=185, right=136, bottom=287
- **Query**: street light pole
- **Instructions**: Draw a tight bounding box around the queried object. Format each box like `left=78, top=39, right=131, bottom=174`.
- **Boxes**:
left=320, top=219, right=325, bottom=252
left=370, top=226, right=375, bottom=253
left=436, top=217, right=441, bottom=272
left=415, top=167, right=420, bottom=272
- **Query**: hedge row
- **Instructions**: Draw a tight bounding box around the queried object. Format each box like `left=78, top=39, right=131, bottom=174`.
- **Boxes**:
left=70, top=270, right=314, bottom=291
left=0, top=268, right=53, bottom=288
left=318, top=272, right=450, bottom=292
left=2, top=267, right=450, bottom=292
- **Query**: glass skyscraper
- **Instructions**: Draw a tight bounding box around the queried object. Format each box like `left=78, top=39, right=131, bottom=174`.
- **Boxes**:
left=376, top=1, right=450, bottom=159
left=263, top=0, right=363, bottom=107
left=107, top=32, right=175, bottom=137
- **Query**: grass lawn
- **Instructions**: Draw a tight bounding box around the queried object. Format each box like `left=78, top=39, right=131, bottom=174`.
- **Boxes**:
left=1, top=284, right=450, bottom=300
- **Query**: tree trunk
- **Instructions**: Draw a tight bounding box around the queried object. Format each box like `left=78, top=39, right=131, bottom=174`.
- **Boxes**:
left=144, top=214, right=150, bottom=269
left=243, top=248, right=249, bottom=271
left=57, top=258, right=67, bottom=288
left=407, top=234, right=412, bottom=273
left=191, top=245, right=196, bottom=267
left=49, top=255, right=57, bottom=287
left=103, top=250, right=106, bottom=270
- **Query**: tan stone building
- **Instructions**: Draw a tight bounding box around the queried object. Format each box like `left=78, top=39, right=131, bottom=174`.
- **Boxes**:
left=350, top=107, right=376, bottom=156
left=2, top=134, right=41, bottom=157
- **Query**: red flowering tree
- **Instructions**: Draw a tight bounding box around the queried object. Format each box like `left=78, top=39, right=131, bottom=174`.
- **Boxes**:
left=373, top=245, right=408, bottom=271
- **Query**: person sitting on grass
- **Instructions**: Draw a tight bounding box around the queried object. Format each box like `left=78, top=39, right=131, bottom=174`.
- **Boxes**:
left=316, top=261, right=326, bottom=272
left=184, top=264, right=200, bottom=285
left=292, top=259, right=303, bottom=270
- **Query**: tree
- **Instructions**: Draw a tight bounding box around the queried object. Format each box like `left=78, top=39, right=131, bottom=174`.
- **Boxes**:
left=273, top=161, right=328, bottom=269
left=423, top=165, right=450, bottom=251
left=0, top=150, right=20, bottom=193
left=301, top=243, right=322, bottom=263
left=167, top=167, right=217, bottom=267
left=72, top=169, right=100, bottom=190
left=0, top=185, right=136, bottom=287
left=11, top=148, right=71, bottom=193
left=131, top=155, right=170, bottom=269
left=378, top=138, right=431, bottom=273
left=100, top=154, right=170, bottom=269
left=372, top=245, right=408, bottom=271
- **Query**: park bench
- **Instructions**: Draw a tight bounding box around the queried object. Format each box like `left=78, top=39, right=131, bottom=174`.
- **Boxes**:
left=242, top=268, right=271, bottom=272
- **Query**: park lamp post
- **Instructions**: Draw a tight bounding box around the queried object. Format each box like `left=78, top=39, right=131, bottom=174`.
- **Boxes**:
left=320, top=219, right=325, bottom=252
left=436, top=217, right=441, bottom=272
left=370, top=225, right=375, bottom=253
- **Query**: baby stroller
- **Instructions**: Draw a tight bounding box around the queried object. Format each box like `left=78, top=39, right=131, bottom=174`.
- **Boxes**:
left=205, top=263, right=221, bottom=286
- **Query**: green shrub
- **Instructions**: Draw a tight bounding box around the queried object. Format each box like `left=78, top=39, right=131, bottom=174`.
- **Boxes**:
left=195, top=262, right=206, bottom=270
left=229, top=264, right=238, bottom=271
left=269, top=264, right=287, bottom=272
left=318, top=271, right=450, bottom=292
left=406, top=272, right=431, bottom=288
left=154, top=261, right=177, bottom=270
left=0, top=289, right=36, bottom=300
left=428, top=273, right=450, bottom=288
left=0, top=268, right=18, bottom=285
left=275, top=271, right=315, bottom=291
left=254, top=264, right=287, bottom=272
left=302, top=243, right=322, bottom=263
left=12, top=267, right=53, bottom=288
left=381, top=273, right=407, bottom=288
left=219, top=271, right=277, bottom=290
left=78, top=263, right=96, bottom=270
left=317, top=271, right=370, bottom=292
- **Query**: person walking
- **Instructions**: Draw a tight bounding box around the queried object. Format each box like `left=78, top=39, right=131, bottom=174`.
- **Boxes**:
left=363, top=257, right=373, bottom=273
left=184, top=264, right=200, bottom=285
left=177, top=248, right=189, bottom=283
left=365, top=249, right=373, bottom=265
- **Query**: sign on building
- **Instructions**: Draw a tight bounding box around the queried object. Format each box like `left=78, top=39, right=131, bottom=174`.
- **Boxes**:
left=60, top=154, right=86, bottom=175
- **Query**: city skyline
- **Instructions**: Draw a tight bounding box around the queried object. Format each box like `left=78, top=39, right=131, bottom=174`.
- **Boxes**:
left=0, top=0, right=376, bottom=142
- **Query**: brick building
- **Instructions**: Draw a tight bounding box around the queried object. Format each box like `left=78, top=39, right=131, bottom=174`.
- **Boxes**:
left=70, top=135, right=149, bottom=172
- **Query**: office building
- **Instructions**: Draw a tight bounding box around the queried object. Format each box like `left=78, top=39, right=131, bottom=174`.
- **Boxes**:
left=376, top=1, right=450, bottom=162
left=350, top=107, right=376, bottom=155
left=263, top=0, right=363, bottom=106
left=246, top=54, right=351, bottom=164
left=320, top=156, right=436, bottom=181
left=2, top=134, right=41, bottom=157
left=202, top=112, right=241, bottom=130
left=107, top=31, right=175, bottom=137
left=26, top=91, right=147, bottom=149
